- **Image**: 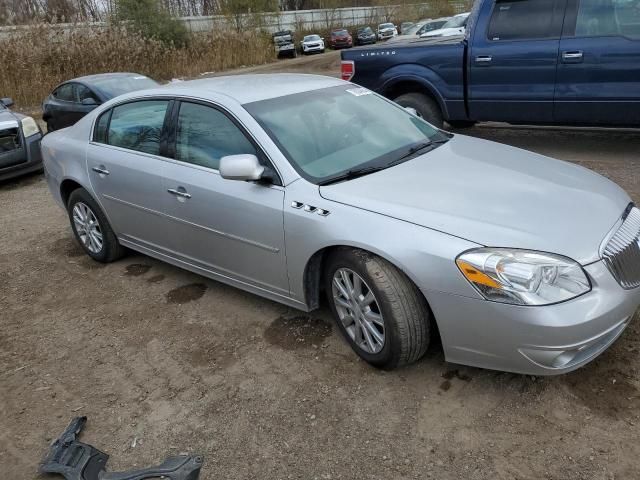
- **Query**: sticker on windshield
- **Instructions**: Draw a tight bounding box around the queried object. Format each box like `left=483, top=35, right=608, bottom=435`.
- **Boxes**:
left=346, top=87, right=372, bottom=97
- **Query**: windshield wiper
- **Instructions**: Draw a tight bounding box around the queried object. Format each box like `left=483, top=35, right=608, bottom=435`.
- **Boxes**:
left=318, top=138, right=449, bottom=186
left=318, top=165, right=389, bottom=186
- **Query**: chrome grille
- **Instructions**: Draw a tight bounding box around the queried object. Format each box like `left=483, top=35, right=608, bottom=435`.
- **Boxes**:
left=602, top=206, right=640, bottom=289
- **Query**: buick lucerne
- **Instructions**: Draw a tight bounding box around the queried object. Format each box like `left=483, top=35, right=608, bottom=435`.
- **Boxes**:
left=42, top=74, right=640, bottom=374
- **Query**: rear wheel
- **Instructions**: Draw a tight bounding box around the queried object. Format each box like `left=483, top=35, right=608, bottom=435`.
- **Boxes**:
left=67, top=188, right=125, bottom=263
left=393, top=92, right=444, bottom=129
left=447, top=120, right=477, bottom=129
left=324, top=248, right=432, bottom=369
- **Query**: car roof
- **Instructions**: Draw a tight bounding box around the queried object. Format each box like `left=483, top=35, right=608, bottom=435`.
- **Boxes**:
left=66, top=72, right=149, bottom=84
left=158, top=74, right=346, bottom=105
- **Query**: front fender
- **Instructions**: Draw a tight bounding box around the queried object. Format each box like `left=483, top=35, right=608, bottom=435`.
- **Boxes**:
left=283, top=180, right=483, bottom=309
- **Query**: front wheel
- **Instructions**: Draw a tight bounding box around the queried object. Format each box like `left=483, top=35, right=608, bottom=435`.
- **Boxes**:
left=393, top=92, right=444, bottom=129
left=67, top=188, right=125, bottom=263
left=325, top=248, right=432, bottom=369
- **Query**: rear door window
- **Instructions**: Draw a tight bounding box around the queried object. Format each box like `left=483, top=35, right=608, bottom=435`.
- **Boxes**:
left=107, top=100, right=169, bottom=156
left=574, top=0, right=640, bottom=37
left=488, top=0, right=559, bottom=40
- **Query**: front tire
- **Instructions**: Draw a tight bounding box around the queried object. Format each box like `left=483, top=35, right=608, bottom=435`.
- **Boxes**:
left=325, top=248, right=431, bottom=369
left=67, top=188, right=125, bottom=263
left=393, top=92, right=444, bottom=129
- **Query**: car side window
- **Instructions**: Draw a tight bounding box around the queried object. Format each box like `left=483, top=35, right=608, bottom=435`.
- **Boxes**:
left=575, top=0, right=640, bottom=37
left=175, top=102, right=257, bottom=170
left=54, top=83, right=75, bottom=102
left=77, top=85, right=99, bottom=104
left=488, top=0, right=558, bottom=41
left=107, top=100, right=169, bottom=156
left=93, top=110, right=111, bottom=143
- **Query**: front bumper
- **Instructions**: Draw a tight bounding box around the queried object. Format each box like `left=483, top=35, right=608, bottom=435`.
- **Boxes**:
left=0, top=131, right=43, bottom=181
left=303, top=44, right=324, bottom=52
left=425, top=260, right=640, bottom=375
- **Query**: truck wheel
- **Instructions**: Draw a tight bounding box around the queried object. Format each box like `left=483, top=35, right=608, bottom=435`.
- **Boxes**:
left=447, top=120, right=477, bottom=129
left=324, top=248, right=432, bottom=369
left=393, top=92, right=444, bottom=129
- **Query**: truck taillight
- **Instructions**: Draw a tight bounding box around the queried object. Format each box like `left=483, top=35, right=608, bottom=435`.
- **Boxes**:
left=341, top=60, right=355, bottom=81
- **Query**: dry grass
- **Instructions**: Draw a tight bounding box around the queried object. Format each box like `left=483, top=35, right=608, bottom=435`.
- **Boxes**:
left=0, top=25, right=274, bottom=107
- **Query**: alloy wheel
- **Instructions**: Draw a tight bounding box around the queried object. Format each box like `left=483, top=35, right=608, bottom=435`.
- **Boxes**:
left=72, top=202, right=103, bottom=254
left=332, top=268, right=385, bottom=354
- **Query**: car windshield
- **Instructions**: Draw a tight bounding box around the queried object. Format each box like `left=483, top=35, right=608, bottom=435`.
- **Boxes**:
left=332, top=30, right=348, bottom=36
left=245, top=85, right=448, bottom=184
left=402, top=22, right=425, bottom=35
left=379, top=23, right=394, bottom=29
left=443, top=14, right=468, bottom=28
left=304, top=35, right=321, bottom=41
left=359, top=27, right=373, bottom=34
left=91, top=75, right=159, bottom=99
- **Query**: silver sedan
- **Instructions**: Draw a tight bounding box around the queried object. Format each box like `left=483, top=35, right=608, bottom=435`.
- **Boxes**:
left=42, top=74, right=640, bottom=375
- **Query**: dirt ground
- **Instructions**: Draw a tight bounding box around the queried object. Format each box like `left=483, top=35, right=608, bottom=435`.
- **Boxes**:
left=1, top=51, right=639, bottom=480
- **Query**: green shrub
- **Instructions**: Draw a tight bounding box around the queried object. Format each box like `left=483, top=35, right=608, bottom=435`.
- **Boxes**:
left=113, top=0, right=189, bottom=47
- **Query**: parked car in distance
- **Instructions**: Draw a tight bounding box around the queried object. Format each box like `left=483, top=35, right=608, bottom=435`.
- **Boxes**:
left=354, top=26, right=377, bottom=45
left=273, top=30, right=297, bottom=58
left=42, top=73, right=158, bottom=132
left=400, top=17, right=450, bottom=36
left=300, top=34, right=325, bottom=54
left=42, top=74, right=640, bottom=375
left=377, top=22, right=398, bottom=40
left=0, top=97, right=43, bottom=181
left=421, top=12, right=469, bottom=37
left=342, top=0, right=640, bottom=129
left=329, top=29, right=353, bottom=49
left=399, top=22, right=414, bottom=34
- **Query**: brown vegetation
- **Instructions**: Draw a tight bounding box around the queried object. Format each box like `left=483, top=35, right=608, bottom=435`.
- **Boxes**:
left=0, top=26, right=273, bottom=107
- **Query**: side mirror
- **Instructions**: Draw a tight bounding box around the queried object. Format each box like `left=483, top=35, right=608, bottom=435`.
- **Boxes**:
left=219, top=154, right=265, bottom=181
left=404, top=106, right=419, bottom=116
left=81, top=97, right=98, bottom=106
left=1, top=97, right=14, bottom=108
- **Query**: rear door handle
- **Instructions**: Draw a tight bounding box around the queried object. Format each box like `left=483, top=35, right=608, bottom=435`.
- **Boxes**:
left=475, top=55, right=492, bottom=64
left=562, top=51, right=583, bottom=62
left=167, top=188, right=191, bottom=199
left=91, top=166, right=109, bottom=176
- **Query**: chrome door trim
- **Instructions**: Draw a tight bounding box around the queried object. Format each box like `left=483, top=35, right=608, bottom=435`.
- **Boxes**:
left=102, top=194, right=280, bottom=253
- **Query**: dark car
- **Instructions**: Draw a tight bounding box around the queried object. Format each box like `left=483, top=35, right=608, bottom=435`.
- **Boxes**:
left=0, top=97, right=43, bottom=181
left=354, top=26, right=376, bottom=46
left=329, top=29, right=353, bottom=49
left=42, top=73, right=158, bottom=132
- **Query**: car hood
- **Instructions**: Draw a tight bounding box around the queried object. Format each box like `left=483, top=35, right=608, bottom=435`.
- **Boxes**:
left=0, top=108, right=20, bottom=128
left=319, top=135, right=630, bottom=265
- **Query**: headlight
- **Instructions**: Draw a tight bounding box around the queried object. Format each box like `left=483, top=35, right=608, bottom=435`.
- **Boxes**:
left=21, top=117, right=40, bottom=137
left=456, top=248, right=591, bottom=306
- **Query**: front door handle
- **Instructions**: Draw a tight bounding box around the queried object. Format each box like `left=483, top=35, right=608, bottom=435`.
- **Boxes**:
left=562, top=51, right=583, bottom=62
left=167, top=188, right=192, bottom=199
left=475, top=55, right=493, bottom=64
left=91, top=166, right=110, bottom=176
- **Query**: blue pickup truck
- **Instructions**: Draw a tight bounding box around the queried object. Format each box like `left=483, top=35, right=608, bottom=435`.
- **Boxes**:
left=341, top=0, right=640, bottom=128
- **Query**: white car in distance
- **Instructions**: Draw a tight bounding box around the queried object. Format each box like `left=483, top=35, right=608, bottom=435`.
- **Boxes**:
left=300, top=34, right=325, bottom=54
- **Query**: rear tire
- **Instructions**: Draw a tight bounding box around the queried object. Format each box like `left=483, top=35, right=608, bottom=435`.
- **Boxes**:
left=67, top=188, right=125, bottom=263
left=393, top=92, right=444, bottom=129
left=447, top=120, right=477, bottom=129
left=324, top=248, right=432, bottom=369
